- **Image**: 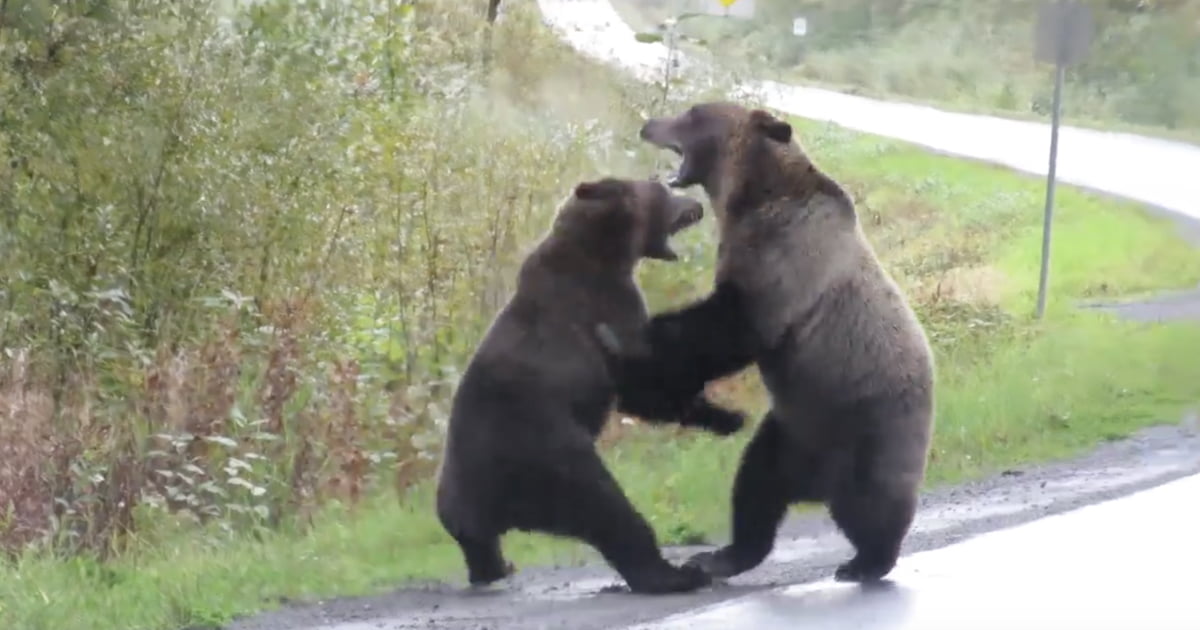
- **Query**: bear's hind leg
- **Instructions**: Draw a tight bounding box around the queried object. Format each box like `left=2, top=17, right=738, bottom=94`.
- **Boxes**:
left=828, top=434, right=920, bottom=583
left=513, top=447, right=710, bottom=595
left=829, top=487, right=915, bottom=583
left=685, top=413, right=795, bottom=578
left=437, top=490, right=513, bottom=586
left=450, top=531, right=514, bottom=587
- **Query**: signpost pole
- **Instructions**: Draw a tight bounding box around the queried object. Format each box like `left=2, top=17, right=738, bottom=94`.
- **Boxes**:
left=632, top=0, right=757, bottom=120
left=662, top=18, right=678, bottom=105
left=1032, top=0, right=1091, bottom=320
left=1036, top=59, right=1065, bottom=320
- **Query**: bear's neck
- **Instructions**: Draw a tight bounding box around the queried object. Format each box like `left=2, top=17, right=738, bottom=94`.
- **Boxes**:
left=531, top=236, right=637, bottom=281
left=713, top=147, right=851, bottom=225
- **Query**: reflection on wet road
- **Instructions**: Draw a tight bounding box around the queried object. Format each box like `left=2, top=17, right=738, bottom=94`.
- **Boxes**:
left=631, top=473, right=1200, bottom=630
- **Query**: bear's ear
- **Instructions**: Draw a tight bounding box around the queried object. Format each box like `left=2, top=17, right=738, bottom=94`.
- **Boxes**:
left=574, top=178, right=627, bottom=201
left=750, top=109, right=792, bottom=143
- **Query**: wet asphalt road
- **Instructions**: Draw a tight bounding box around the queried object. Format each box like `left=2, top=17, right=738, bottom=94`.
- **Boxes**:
left=226, top=422, right=1200, bottom=630
left=635, top=472, right=1200, bottom=630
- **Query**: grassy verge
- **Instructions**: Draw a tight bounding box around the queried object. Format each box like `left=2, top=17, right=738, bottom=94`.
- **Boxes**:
left=5, top=109, right=1200, bottom=629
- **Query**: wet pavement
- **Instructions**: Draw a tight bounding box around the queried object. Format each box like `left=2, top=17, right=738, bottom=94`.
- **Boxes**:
left=224, top=424, right=1200, bottom=630
left=633, top=472, right=1200, bottom=630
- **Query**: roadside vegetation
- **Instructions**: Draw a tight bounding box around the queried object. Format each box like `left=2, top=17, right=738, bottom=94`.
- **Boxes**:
left=2, top=1, right=1199, bottom=629
left=614, top=0, right=1200, bottom=143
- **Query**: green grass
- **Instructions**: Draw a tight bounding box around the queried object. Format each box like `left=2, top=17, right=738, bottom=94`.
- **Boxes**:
left=0, top=491, right=588, bottom=630
left=5, top=112, right=1200, bottom=630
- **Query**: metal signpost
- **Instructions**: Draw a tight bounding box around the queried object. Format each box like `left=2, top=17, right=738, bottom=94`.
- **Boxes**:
left=657, top=0, right=755, bottom=83
left=1032, top=0, right=1093, bottom=319
left=632, top=0, right=756, bottom=173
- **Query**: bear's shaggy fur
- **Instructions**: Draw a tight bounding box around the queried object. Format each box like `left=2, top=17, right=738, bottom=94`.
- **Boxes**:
left=617, top=102, right=936, bottom=583
left=435, top=177, right=743, bottom=594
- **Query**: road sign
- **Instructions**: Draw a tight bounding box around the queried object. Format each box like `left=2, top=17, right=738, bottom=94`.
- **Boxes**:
left=1035, top=0, right=1094, bottom=66
left=793, top=16, right=808, bottom=37
left=1031, top=0, right=1093, bottom=319
left=699, top=0, right=755, bottom=19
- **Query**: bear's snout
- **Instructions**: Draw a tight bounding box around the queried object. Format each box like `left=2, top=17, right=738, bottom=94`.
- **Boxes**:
left=640, top=118, right=679, bottom=153
left=638, top=119, right=657, bottom=141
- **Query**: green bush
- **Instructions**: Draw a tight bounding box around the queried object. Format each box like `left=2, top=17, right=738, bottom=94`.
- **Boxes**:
left=0, top=0, right=721, bottom=558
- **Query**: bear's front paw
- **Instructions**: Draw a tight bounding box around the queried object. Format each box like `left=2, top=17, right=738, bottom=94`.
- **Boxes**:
left=684, top=399, right=745, bottom=436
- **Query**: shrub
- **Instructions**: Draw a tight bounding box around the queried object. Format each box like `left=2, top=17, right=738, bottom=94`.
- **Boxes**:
left=0, top=0, right=735, bottom=558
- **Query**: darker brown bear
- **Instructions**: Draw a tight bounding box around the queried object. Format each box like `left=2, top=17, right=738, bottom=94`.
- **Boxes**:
left=435, top=177, right=745, bottom=595
left=615, top=102, right=936, bottom=583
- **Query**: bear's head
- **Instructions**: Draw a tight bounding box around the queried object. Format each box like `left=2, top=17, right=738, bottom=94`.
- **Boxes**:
left=639, top=102, right=796, bottom=213
left=557, top=177, right=704, bottom=263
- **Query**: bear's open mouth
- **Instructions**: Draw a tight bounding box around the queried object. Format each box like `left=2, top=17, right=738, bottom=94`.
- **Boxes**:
left=640, top=117, right=692, bottom=188
left=660, top=145, right=687, bottom=188
left=669, top=203, right=702, bottom=234
left=645, top=193, right=702, bottom=262
left=666, top=167, right=685, bottom=188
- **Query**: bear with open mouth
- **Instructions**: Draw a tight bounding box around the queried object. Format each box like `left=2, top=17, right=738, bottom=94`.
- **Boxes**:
left=610, top=102, right=937, bottom=584
left=436, top=176, right=745, bottom=594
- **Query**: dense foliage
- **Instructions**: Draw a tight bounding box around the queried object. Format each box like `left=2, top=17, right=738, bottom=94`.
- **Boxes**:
left=0, top=0, right=697, bottom=557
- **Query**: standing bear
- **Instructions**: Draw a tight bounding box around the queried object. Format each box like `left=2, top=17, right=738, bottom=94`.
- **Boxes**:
left=435, top=177, right=746, bottom=594
left=613, top=102, right=936, bottom=584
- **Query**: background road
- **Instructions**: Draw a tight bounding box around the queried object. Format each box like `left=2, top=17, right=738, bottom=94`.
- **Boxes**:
left=538, top=0, right=1200, bottom=224
left=538, top=0, right=1200, bottom=321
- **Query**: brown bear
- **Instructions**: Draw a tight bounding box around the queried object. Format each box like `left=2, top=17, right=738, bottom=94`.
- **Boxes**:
left=435, top=177, right=745, bottom=594
left=611, top=102, right=936, bottom=584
